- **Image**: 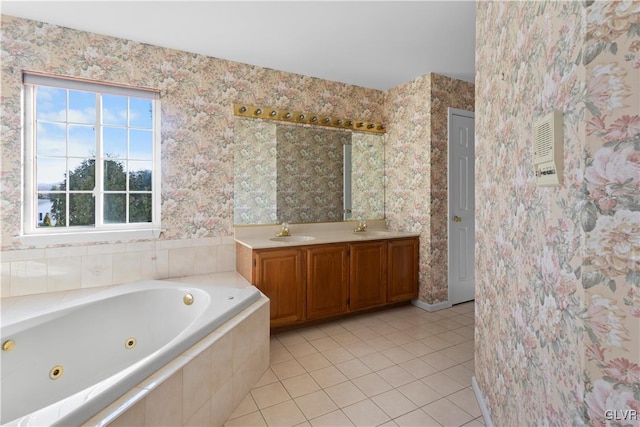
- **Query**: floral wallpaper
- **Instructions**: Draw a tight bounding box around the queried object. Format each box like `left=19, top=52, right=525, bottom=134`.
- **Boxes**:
left=583, top=1, right=640, bottom=425
left=385, top=74, right=433, bottom=302
left=0, top=14, right=385, bottom=251
left=429, top=74, right=475, bottom=303
left=352, top=132, right=385, bottom=220
left=276, top=125, right=347, bottom=223
left=475, top=1, right=639, bottom=425
left=233, top=119, right=277, bottom=225
left=233, top=120, right=384, bottom=225
left=385, top=73, right=474, bottom=304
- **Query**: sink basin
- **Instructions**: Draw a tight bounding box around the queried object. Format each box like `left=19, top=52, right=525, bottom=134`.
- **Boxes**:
left=269, top=235, right=316, bottom=242
left=353, top=230, right=391, bottom=236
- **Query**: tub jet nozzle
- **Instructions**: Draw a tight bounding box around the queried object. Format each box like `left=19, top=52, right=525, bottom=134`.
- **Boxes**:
left=50, top=365, right=63, bottom=380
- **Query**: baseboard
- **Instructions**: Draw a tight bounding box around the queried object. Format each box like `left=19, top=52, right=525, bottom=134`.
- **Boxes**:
left=472, top=376, right=494, bottom=427
left=411, top=298, right=452, bottom=312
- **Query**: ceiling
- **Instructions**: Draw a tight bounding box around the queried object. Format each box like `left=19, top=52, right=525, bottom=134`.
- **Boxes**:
left=1, top=1, right=476, bottom=91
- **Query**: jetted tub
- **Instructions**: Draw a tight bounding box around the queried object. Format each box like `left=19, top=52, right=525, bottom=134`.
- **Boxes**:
left=1, top=280, right=261, bottom=426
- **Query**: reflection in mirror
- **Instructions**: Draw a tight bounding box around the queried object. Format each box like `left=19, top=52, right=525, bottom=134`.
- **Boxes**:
left=234, top=119, right=385, bottom=225
left=351, top=132, right=385, bottom=220
left=234, top=119, right=278, bottom=224
left=277, top=125, right=348, bottom=223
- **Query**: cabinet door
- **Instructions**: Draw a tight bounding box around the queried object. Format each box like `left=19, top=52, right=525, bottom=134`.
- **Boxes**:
left=253, top=248, right=305, bottom=327
left=349, top=241, right=387, bottom=311
left=388, top=238, right=419, bottom=303
left=306, top=244, right=349, bottom=320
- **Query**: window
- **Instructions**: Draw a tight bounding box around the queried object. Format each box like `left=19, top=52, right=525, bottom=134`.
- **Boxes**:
left=23, top=72, right=161, bottom=242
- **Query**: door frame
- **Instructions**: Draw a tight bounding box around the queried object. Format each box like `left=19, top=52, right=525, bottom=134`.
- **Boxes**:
left=447, top=107, right=475, bottom=305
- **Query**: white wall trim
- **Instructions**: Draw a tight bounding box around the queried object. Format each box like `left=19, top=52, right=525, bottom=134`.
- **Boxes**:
left=472, top=375, right=494, bottom=427
left=411, top=298, right=452, bottom=312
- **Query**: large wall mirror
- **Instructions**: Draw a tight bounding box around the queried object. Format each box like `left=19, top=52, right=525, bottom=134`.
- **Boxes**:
left=234, top=119, right=384, bottom=225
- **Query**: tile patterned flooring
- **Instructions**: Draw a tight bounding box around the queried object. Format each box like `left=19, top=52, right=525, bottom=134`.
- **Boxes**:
left=224, top=302, right=484, bottom=427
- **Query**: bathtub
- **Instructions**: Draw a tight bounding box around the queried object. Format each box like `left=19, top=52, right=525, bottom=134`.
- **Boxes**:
left=1, top=279, right=262, bottom=426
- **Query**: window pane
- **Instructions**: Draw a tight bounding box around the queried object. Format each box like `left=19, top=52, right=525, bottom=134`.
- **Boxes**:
left=104, top=193, right=126, bottom=223
left=68, top=125, right=96, bottom=157
left=37, top=122, right=66, bottom=157
left=36, top=196, right=57, bottom=227
left=104, top=159, right=126, bottom=191
left=47, top=193, right=67, bottom=227
left=129, top=194, right=152, bottom=223
left=102, top=94, right=127, bottom=126
left=130, top=98, right=153, bottom=128
left=36, top=87, right=66, bottom=121
left=37, top=157, right=66, bottom=190
left=69, top=194, right=95, bottom=226
left=129, top=130, right=153, bottom=160
left=68, top=158, right=95, bottom=191
left=129, top=161, right=152, bottom=191
left=103, top=127, right=127, bottom=158
left=29, top=80, right=158, bottom=233
left=68, top=90, right=96, bottom=124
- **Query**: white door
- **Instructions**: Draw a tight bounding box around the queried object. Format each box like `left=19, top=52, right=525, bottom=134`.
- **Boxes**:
left=448, top=108, right=475, bottom=305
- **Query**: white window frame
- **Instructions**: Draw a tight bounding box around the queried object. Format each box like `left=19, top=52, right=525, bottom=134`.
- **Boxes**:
left=21, top=72, right=162, bottom=245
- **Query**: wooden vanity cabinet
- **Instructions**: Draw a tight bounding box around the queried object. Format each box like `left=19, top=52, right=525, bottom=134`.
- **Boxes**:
left=306, top=244, right=349, bottom=320
left=387, top=238, right=419, bottom=302
left=236, top=236, right=419, bottom=329
left=349, top=241, right=387, bottom=311
left=252, top=248, right=305, bottom=327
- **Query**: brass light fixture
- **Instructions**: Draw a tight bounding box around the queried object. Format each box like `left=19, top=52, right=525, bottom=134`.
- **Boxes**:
left=233, top=103, right=386, bottom=134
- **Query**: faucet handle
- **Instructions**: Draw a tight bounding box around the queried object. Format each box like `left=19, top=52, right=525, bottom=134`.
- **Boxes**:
left=276, top=222, right=291, bottom=237
left=354, top=219, right=367, bottom=232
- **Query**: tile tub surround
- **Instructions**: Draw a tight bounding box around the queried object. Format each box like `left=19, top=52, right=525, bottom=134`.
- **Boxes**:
left=234, top=220, right=420, bottom=250
left=0, top=236, right=237, bottom=298
left=66, top=273, right=271, bottom=427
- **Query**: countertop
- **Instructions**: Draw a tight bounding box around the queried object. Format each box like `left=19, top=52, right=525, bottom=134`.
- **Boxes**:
left=234, top=220, right=420, bottom=250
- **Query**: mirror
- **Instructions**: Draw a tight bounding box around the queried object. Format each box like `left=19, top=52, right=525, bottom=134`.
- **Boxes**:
left=234, top=119, right=384, bottom=225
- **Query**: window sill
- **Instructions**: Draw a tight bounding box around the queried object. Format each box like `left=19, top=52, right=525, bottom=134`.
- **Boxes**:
left=20, top=228, right=164, bottom=247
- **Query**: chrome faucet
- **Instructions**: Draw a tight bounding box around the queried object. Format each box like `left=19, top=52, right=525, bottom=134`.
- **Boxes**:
left=275, top=222, right=290, bottom=237
left=354, top=219, right=367, bottom=232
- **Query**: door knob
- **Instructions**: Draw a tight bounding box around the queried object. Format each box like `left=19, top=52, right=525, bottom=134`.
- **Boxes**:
left=453, top=216, right=462, bottom=222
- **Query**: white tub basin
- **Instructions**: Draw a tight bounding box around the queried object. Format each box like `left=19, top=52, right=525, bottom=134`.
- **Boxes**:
left=269, top=235, right=316, bottom=242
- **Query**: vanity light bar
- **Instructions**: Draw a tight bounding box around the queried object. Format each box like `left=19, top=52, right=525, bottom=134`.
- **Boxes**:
left=233, top=103, right=386, bottom=134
